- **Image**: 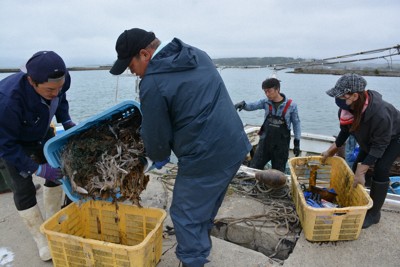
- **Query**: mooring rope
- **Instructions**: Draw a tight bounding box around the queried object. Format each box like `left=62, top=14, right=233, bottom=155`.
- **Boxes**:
left=154, top=167, right=300, bottom=261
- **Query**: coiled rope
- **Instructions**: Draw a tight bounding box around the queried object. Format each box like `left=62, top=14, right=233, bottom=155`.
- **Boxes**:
left=154, top=165, right=301, bottom=261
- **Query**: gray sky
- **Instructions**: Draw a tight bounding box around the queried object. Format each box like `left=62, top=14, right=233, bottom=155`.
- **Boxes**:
left=1, top=0, right=399, bottom=67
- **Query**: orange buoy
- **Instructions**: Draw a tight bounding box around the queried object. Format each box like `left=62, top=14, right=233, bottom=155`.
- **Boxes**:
left=254, top=169, right=287, bottom=189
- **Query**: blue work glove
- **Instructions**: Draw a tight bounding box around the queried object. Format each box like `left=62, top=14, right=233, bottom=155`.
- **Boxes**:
left=154, top=157, right=170, bottom=169
left=293, top=139, right=300, bottom=157
left=62, top=120, right=76, bottom=130
left=139, top=156, right=170, bottom=172
left=36, top=163, right=63, bottom=182
left=234, top=101, right=246, bottom=111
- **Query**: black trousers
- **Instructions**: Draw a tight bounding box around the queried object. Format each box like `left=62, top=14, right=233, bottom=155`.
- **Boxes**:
left=353, top=136, right=400, bottom=182
left=0, top=129, right=59, bottom=210
left=250, top=135, right=290, bottom=172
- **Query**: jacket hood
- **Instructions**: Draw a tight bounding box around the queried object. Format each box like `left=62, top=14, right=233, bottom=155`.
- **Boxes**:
left=145, top=38, right=198, bottom=75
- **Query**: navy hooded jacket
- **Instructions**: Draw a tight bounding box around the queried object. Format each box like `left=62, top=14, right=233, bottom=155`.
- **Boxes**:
left=0, top=72, right=72, bottom=174
left=139, top=38, right=251, bottom=176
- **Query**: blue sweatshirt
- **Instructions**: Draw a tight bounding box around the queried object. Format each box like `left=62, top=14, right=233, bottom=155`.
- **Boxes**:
left=0, top=72, right=72, bottom=174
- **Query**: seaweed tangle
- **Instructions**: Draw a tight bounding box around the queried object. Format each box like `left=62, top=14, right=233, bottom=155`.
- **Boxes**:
left=60, top=109, right=149, bottom=205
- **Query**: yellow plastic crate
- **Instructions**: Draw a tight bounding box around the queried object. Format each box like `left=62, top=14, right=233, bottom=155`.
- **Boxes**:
left=40, top=200, right=166, bottom=267
left=289, top=156, right=372, bottom=242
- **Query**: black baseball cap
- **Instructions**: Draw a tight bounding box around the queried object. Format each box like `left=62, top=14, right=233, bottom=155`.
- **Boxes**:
left=110, top=28, right=156, bottom=75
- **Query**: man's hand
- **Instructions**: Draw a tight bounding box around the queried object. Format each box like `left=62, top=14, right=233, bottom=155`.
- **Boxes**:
left=36, top=163, right=63, bottom=182
left=293, top=139, right=300, bottom=157
left=321, top=143, right=338, bottom=163
left=353, top=163, right=369, bottom=188
left=154, top=157, right=170, bottom=169
left=234, top=101, right=246, bottom=111
left=139, top=156, right=170, bottom=172
left=62, top=120, right=76, bottom=130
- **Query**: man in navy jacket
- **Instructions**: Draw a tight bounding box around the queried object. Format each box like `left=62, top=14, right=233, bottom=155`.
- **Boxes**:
left=0, top=51, right=75, bottom=261
left=110, top=28, right=251, bottom=267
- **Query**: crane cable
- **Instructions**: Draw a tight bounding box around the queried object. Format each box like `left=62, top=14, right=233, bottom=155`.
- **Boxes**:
left=268, top=44, right=400, bottom=70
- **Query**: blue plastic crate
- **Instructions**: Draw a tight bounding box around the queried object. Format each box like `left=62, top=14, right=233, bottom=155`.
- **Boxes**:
left=44, top=101, right=141, bottom=202
left=44, top=100, right=141, bottom=169
left=389, top=176, right=400, bottom=195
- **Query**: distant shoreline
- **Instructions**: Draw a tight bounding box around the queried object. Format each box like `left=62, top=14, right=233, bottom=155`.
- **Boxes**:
left=2, top=65, right=400, bottom=77
left=289, top=68, right=400, bottom=77
left=0, top=66, right=112, bottom=73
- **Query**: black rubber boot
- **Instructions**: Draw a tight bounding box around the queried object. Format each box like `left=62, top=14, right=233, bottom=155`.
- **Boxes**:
left=362, top=179, right=389, bottom=229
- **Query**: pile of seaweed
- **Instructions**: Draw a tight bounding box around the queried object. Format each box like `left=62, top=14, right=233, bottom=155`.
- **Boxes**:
left=60, top=108, right=148, bottom=205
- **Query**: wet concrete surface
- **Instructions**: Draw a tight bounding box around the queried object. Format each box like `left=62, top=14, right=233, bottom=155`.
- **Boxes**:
left=1, top=167, right=400, bottom=267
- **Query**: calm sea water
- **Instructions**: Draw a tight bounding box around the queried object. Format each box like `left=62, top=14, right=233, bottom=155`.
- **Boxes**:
left=1, top=69, right=399, bottom=137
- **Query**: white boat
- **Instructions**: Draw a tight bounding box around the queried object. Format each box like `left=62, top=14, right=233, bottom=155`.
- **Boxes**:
left=54, top=123, right=400, bottom=209
left=245, top=125, right=335, bottom=157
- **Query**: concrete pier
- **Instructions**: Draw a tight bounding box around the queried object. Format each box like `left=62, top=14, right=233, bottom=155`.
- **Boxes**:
left=1, top=167, right=400, bottom=267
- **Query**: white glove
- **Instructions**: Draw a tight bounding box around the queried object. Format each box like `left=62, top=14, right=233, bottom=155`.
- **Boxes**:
left=142, top=157, right=154, bottom=173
